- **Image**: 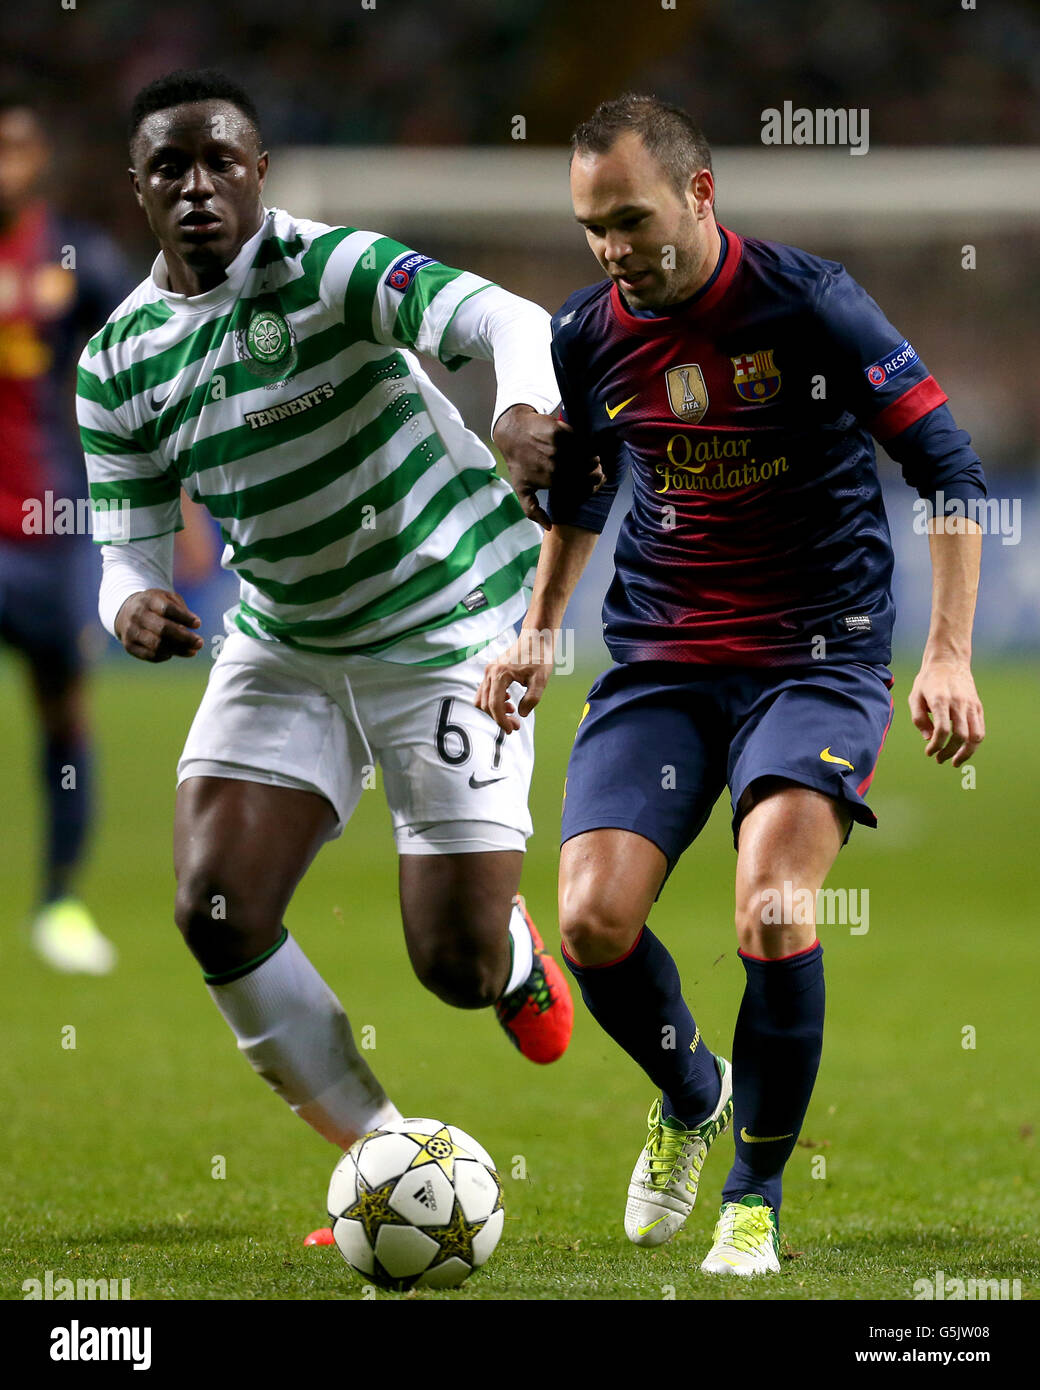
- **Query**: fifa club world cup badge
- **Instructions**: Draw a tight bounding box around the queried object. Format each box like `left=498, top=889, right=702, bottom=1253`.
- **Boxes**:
left=731, top=349, right=782, bottom=403
left=665, top=364, right=709, bottom=423
left=236, top=302, right=298, bottom=385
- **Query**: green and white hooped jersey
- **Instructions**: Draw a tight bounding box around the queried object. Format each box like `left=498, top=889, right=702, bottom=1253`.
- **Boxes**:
left=77, top=207, right=544, bottom=665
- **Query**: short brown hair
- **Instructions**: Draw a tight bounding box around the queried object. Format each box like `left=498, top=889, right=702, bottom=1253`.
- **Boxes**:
left=570, top=93, right=713, bottom=197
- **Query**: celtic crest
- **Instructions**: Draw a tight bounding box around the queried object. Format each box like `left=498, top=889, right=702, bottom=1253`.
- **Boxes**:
left=236, top=302, right=298, bottom=384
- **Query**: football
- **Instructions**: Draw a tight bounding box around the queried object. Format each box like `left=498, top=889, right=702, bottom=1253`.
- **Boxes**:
left=327, top=1117, right=505, bottom=1290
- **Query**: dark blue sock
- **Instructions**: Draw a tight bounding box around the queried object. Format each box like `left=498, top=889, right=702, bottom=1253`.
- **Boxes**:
left=564, top=926, right=721, bottom=1125
left=42, top=734, right=92, bottom=903
left=722, top=942, right=825, bottom=1213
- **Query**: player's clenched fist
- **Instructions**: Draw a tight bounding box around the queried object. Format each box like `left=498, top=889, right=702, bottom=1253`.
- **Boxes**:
left=492, top=403, right=603, bottom=531
left=114, top=588, right=204, bottom=663
left=475, top=631, right=556, bottom=733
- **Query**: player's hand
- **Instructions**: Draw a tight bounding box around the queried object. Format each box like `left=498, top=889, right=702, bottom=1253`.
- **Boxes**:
left=114, top=588, right=204, bottom=663
left=474, top=631, right=556, bottom=733
left=908, top=656, right=985, bottom=767
left=492, top=403, right=603, bottom=531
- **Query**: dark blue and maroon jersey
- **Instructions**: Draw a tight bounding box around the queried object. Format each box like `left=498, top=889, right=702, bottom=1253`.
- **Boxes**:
left=0, top=202, right=130, bottom=543
left=547, top=227, right=986, bottom=667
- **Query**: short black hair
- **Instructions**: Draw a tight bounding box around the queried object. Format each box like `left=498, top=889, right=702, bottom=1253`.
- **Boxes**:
left=571, top=93, right=712, bottom=197
left=129, top=68, right=262, bottom=152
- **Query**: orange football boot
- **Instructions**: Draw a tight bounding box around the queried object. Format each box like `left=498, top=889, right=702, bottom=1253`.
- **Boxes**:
left=494, top=896, right=574, bottom=1064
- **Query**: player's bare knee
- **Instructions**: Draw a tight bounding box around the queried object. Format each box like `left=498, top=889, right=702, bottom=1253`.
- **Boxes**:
left=414, top=951, right=501, bottom=1010
left=735, top=886, right=772, bottom=953
left=559, top=892, right=639, bottom=964
left=40, top=705, right=86, bottom=743
left=173, top=867, right=273, bottom=962
left=735, top=878, right=816, bottom=955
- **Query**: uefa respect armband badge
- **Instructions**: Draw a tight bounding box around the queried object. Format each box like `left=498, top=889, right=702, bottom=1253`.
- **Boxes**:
left=385, top=253, right=436, bottom=291
left=864, top=339, right=918, bottom=389
left=235, top=302, right=299, bottom=384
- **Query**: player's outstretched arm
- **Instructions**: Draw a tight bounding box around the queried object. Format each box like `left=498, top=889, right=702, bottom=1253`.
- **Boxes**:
left=908, top=515, right=985, bottom=767
left=475, top=523, right=599, bottom=733
left=337, top=239, right=601, bottom=524
left=431, top=278, right=602, bottom=526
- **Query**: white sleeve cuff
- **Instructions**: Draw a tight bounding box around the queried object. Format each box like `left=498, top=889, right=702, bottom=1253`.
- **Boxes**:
left=98, top=533, right=176, bottom=638
left=444, top=285, right=561, bottom=429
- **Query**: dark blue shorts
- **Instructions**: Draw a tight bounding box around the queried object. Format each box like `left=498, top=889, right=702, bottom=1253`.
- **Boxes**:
left=561, top=660, right=895, bottom=865
left=0, top=536, right=96, bottom=688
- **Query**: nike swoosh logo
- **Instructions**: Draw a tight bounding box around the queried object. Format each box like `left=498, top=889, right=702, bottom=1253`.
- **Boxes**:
left=637, top=1216, right=667, bottom=1235
left=605, top=394, right=637, bottom=420
left=740, top=1127, right=794, bottom=1144
left=819, top=747, right=855, bottom=770
left=150, top=392, right=173, bottom=412
left=468, top=773, right=507, bottom=789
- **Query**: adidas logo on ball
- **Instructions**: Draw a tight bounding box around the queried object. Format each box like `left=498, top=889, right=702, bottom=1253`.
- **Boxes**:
left=412, top=1180, right=437, bottom=1210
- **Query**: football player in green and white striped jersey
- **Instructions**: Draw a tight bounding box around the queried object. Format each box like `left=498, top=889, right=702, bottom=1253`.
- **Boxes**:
left=77, top=68, right=584, bottom=1161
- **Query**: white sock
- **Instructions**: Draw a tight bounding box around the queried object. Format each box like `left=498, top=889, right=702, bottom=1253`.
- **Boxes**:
left=206, top=932, right=401, bottom=1148
left=503, top=900, right=535, bottom=996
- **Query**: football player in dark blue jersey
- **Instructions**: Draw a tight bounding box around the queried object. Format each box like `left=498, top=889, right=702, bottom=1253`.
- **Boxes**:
left=478, top=94, right=986, bottom=1275
left=0, top=101, right=131, bottom=973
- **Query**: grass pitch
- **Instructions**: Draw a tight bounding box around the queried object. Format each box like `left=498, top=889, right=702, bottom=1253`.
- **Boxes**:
left=0, top=653, right=1036, bottom=1302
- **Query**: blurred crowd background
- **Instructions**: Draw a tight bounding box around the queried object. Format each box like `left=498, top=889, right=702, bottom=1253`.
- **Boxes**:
left=8, top=0, right=1040, bottom=238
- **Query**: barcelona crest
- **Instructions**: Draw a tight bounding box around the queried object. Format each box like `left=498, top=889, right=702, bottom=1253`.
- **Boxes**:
left=665, top=364, right=709, bottom=424
left=731, top=349, right=781, bottom=403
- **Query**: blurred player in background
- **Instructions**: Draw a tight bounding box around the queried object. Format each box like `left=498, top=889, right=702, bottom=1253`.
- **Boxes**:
left=481, top=94, right=986, bottom=1275
left=0, top=99, right=129, bottom=973
left=77, top=70, right=579, bottom=1175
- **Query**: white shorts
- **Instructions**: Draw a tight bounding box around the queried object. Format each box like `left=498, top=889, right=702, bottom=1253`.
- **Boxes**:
left=177, top=629, right=534, bottom=854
